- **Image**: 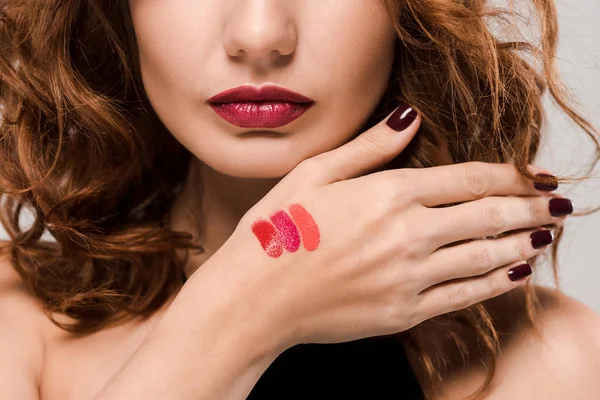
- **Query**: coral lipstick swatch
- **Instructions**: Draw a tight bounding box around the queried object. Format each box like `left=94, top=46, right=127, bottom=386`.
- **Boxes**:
left=251, top=203, right=320, bottom=258
left=288, top=203, right=320, bottom=251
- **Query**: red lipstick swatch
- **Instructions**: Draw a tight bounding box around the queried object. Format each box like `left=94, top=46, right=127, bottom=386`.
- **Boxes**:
left=251, top=219, right=283, bottom=258
left=288, top=203, right=320, bottom=251
left=270, top=210, right=301, bottom=252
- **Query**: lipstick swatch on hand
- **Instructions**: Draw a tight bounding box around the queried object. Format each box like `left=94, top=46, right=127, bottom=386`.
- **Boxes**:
left=251, top=219, right=283, bottom=258
left=287, top=203, right=320, bottom=251
left=270, top=210, right=301, bottom=252
left=251, top=203, right=320, bottom=257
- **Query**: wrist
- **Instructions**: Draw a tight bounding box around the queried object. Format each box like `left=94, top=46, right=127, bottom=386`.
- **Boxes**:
left=124, top=270, right=286, bottom=400
left=185, top=233, right=297, bottom=355
left=172, top=252, right=292, bottom=356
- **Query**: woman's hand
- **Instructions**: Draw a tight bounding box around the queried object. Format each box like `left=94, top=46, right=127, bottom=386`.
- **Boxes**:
left=209, top=103, right=569, bottom=352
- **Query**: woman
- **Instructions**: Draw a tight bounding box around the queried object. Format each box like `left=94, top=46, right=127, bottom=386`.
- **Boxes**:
left=1, top=1, right=600, bottom=399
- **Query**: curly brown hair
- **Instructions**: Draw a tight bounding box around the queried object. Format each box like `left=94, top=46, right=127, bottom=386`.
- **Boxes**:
left=1, top=0, right=598, bottom=398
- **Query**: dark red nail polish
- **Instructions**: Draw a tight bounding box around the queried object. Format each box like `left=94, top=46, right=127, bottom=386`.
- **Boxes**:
left=530, top=229, right=554, bottom=249
left=508, top=263, right=532, bottom=281
left=534, top=173, right=558, bottom=191
left=386, top=104, right=417, bottom=132
left=549, top=198, right=573, bottom=217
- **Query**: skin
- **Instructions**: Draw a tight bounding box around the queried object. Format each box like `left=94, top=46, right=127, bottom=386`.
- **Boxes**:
left=129, top=0, right=397, bottom=275
left=1, top=1, right=600, bottom=399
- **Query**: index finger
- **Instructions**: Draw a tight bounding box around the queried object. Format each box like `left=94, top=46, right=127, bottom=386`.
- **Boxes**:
left=402, top=161, right=557, bottom=208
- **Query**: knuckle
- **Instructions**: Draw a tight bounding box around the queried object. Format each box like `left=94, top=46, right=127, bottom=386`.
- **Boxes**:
left=365, top=178, right=400, bottom=219
left=486, top=276, right=503, bottom=297
left=396, top=264, right=420, bottom=288
left=359, top=133, right=387, bottom=157
left=403, top=308, right=421, bottom=330
left=392, top=301, right=418, bottom=331
left=295, top=158, right=320, bottom=176
left=514, top=237, right=529, bottom=261
left=379, top=301, right=400, bottom=328
left=452, top=285, right=474, bottom=310
left=464, top=162, right=492, bottom=198
left=404, top=293, right=425, bottom=328
left=387, top=168, right=412, bottom=188
left=374, top=172, right=403, bottom=200
left=399, top=228, right=431, bottom=256
left=527, top=198, right=543, bottom=225
left=382, top=169, right=417, bottom=204
left=471, top=242, right=495, bottom=275
left=382, top=297, right=416, bottom=332
left=483, top=201, right=506, bottom=234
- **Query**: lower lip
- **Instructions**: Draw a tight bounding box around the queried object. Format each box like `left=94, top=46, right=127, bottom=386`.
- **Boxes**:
left=208, top=101, right=313, bottom=128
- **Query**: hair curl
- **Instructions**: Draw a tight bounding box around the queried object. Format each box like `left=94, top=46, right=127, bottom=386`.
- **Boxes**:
left=1, top=0, right=599, bottom=397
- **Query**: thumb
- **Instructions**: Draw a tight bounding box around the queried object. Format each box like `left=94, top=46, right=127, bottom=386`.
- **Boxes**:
left=311, top=103, right=420, bottom=185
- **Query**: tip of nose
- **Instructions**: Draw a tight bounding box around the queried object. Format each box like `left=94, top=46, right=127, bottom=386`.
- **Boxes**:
left=224, top=22, right=296, bottom=63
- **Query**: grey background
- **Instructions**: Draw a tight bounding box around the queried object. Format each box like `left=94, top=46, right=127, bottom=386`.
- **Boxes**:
left=533, top=0, right=600, bottom=311
left=1, top=1, right=599, bottom=311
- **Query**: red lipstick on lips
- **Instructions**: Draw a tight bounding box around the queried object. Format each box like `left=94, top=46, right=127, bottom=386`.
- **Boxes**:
left=207, top=84, right=314, bottom=129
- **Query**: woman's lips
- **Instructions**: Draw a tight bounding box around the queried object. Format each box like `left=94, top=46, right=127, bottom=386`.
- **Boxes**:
left=208, top=101, right=314, bottom=129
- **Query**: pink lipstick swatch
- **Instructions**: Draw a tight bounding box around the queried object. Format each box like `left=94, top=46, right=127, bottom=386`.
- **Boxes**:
left=287, top=203, right=320, bottom=251
left=270, top=210, right=301, bottom=252
left=251, top=219, right=283, bottom=258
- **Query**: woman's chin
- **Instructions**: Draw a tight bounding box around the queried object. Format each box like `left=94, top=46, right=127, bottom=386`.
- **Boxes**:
left=197, top=155, right=299, bottom=179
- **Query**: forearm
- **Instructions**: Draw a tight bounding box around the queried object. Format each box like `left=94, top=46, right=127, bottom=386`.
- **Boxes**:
left=92, top=263, right=285, bottom=400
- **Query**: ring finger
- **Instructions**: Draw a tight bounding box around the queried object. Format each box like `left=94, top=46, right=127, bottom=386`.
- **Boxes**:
left=426, top=195, right=570, bottom=249
left=422, top=228, right=554, bottom=288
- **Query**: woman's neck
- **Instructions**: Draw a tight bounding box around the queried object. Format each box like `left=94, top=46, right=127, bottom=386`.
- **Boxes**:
left=170, top=159, right=282, bottom=279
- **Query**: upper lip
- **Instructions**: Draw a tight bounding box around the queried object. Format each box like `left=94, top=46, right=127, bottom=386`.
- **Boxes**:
left=207, top=84, right=314, bottom=104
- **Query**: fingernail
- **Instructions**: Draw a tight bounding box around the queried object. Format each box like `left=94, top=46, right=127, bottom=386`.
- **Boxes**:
left=530, top=229, right=554, bottom=249
left=534, top=173, right=558, bottom=191
left=508, top=263, right=532, bottom=282
left=549, top=198, right=573, bottom=217
left=386, top=103, right=417, bottom=132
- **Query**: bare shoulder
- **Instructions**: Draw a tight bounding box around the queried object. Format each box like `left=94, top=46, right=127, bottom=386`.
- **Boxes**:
left=432, top=284, right=600, bottom=399
left=489, top=285, right=600, bottom=398
left=0, top=247, right=48, bottom=399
